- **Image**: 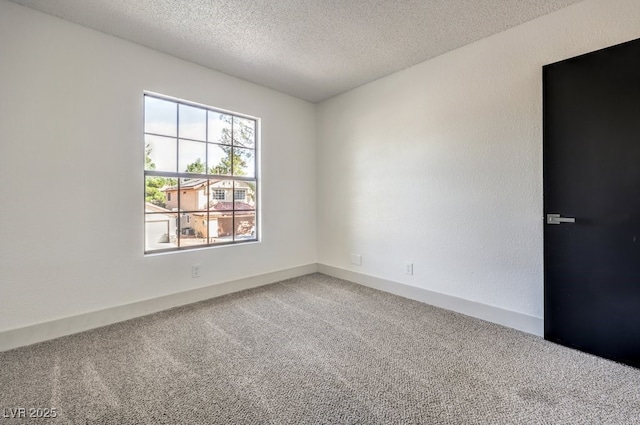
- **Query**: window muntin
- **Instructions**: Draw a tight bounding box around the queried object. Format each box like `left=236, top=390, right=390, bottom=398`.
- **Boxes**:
left=144, top=94, right=258, bottom=253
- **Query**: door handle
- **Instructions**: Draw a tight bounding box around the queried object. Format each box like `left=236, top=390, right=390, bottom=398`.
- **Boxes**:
left=547, top=214, right=576, bottom=225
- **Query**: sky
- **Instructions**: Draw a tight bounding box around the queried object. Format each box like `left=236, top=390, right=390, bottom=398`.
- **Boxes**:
left=144, top=96, right=255, bottom=177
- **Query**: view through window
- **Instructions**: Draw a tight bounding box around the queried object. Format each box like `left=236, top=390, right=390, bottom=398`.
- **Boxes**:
left=144, top=94, right=258, bottom=253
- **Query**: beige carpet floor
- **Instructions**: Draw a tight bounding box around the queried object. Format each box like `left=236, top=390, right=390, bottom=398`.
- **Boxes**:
left=1, top=273, right=639, bottom=424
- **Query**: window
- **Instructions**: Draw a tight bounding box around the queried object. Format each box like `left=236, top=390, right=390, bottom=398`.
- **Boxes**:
left=212, top=189, right=226, bottom=200
left=144, top=93, right=258, bottom=253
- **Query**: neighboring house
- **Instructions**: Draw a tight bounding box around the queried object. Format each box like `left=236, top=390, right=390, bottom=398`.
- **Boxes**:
left=192, top=201, right=256, bottom=240
left=144, top=202, right=177, bottom=249
left=163, top=179, right=209, bottom=211
left=162, top=179, right=255, bottom=240
left=163, top=179, right=255, bottom=211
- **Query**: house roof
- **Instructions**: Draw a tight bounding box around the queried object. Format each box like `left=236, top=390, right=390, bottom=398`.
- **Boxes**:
left=193, top=203, right=254, bottom=217
left=163, top=179, right=207, bottom=191
left=210, top=201, right=254, bottom=211
left=164, top=179, right=251, bottom=191
left=145, top=202, right=173, bottom=214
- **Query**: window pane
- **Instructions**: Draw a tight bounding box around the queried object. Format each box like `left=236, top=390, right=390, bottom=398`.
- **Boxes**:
left=207, top=179, right=233, bottom=211
left=178, top=140, right=206, bottom=173
left=145, top=175, right=171, bottom=209
left=145, top=212, right=177, bottom=252
left=179, top=104, right=206, bottom=141
left=177, top=211, right=207, bottom=248
left=145, top=135, right=176, bottom=172
left=208, top=112, right=232, bottom=145
left=207, top=144, right=232, bottom=175
left=161, top=178, right=179, bottom=210
left=145, top=96, right=177, bottom=137
left=234, top=181, right=256, bottom=210
left=179, top=178, right=209, bottom=211
left=208, top=212, right=234, bottom=244
left=233, top=117, right=255, bottom=148
left=235, top=211, right=256, bottom=241
left=233, top=147, right=255, bottom=177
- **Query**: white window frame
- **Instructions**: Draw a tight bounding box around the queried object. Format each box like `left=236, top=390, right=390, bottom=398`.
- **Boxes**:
left=144, top=93, right=258, bottom=253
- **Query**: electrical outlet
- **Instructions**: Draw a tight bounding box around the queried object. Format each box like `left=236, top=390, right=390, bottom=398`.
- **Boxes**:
left=350, top=254, right=362, bottom=266
left=405, top=262, right=413, bottom=275
left=192, top=264, right=201, bottom=278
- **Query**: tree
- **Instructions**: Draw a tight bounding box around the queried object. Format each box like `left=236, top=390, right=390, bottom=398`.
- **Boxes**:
left=145, top=178, right=167, bottom=207
left=209, top=148, right=248, bottom=176
left=145, top=144, right=168, bottom=207
left=209, top=114, right=254, bottom=176
left=145, top=144, right=156, bottom=171
left=185, top=157, right=205, bottom=174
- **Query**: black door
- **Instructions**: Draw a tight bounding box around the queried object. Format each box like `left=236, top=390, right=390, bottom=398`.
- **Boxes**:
left=543, top=38, right=640, bottom=368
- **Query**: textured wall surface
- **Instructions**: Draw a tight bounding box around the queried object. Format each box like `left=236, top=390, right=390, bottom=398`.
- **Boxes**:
left=316, top=0, right=640, bottom=319
left=0, top=0, right=317, bottom=332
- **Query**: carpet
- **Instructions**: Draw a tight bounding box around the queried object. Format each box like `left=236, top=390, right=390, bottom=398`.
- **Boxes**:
left=1, top=273, right=639, bottom=424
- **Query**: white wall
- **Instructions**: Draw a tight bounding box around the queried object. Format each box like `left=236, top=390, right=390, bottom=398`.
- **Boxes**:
left=0, top=0, right=316, bottom=333
left=3, top=0, right=640, bottom=342
left=317, top=0, right=640, bottom=321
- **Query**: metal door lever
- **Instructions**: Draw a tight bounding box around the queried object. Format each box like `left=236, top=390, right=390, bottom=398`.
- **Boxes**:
left=547, top=214, right=576, bottom=224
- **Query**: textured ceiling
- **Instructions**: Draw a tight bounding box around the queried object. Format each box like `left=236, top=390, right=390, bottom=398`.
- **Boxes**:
left=10, top=0, right=584, bottom=102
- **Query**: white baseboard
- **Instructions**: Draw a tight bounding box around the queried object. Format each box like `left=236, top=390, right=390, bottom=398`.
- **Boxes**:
left=0, top=263, right=318, bottom=352
left=317, top=264, right=543, bottom=337
left=0, top=262, right=542, bottom=352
